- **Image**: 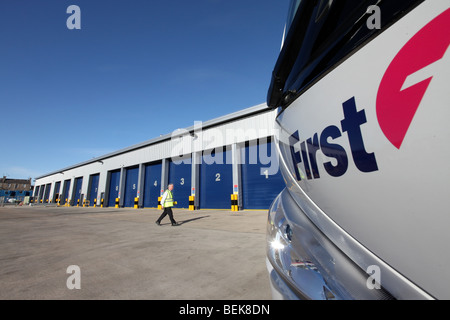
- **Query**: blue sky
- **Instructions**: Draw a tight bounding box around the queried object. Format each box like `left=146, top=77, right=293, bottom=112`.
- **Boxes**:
left=0, top=0, right=288, bottom=181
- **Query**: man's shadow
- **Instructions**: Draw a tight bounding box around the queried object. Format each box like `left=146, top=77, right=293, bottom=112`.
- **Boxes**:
left=177, top=215, right=210, bottom=225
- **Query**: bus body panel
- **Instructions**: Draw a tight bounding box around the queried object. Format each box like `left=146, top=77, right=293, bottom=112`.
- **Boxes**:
left=268, top=0, right=450, bottom=299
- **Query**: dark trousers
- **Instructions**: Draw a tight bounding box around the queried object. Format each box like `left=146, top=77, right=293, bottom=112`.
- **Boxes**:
left=157, top=207, right=176, bottom=224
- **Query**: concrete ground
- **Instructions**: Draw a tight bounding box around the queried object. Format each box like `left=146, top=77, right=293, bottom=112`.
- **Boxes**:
left=0, top=205, right=271, bottom=300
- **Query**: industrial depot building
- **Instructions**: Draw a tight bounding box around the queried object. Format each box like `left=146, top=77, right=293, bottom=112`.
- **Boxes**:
left=33, top=103, right=286, bottom=211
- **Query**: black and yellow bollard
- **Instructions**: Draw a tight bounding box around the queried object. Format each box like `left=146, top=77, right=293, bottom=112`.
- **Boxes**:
left=115, top=198, right=119, bottom=208
left=134, top=197, right=139, bottom=209
left=100, top=198, right=104, bottom=208
left=158, top=197, right=162, bottom=210
left=77, top=199, right=80, bottom=207
left=231, top=194, right=238, bottom=212
left=189, top=196, right=195, bottom=211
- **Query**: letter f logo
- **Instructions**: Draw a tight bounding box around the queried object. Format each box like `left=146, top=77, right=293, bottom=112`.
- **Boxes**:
left=376, top=9, right=450, bottom=149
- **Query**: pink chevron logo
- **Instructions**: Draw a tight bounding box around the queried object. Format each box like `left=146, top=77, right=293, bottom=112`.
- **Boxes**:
left=376, top=9, right=450, bottom=149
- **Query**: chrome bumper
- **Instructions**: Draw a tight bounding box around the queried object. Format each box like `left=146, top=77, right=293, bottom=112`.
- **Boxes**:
left=266, top=189, right=395, bottom=300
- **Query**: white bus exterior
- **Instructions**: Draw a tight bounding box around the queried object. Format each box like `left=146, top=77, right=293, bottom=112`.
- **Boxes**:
left=266, top=0, right=450, bottom=300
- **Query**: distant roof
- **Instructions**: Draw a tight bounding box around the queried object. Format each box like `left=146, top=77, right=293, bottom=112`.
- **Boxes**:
left=1, top=177, right=32, bottom=184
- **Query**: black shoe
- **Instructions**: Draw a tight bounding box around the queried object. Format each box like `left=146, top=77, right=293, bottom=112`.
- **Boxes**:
left=155, top=221, right=161, bottom=226
left=172, top=222, right=179, bottom=226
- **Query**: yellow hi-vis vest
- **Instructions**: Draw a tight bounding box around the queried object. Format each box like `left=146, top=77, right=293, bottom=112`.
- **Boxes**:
left=163, top=190, right=174, bottom=208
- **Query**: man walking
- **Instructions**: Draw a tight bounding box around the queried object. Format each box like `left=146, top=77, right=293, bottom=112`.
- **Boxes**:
left=156, top=183, right=179, bottom=226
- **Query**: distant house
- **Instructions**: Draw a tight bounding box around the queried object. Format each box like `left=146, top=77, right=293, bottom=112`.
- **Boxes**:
left=0, top=176, right=33, bottom=200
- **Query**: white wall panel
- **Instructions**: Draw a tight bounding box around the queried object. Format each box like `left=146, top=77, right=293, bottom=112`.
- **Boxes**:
left=34, top=106, right=278, bottom=205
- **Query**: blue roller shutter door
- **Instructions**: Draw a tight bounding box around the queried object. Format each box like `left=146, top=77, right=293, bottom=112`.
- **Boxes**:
left=53, top=181, right=61, bottom=203
left=107, top=170, right=121, bottom=207
left=34, top=186, right=40, bottom=201
left=44, top=183, right=51, bottom=203
left=62, top=180, right=71, bottom=205
left=38, top=186, right=45, bottom=202
left=143, top=162, right=162, bottom=208
left=89, top=174, right=100, bottom=206
left=168, top=156, right=191, bottom=209
left=124, top=167, right=139, bottom=208
left=241, top=140, right=285, bottom=209
left=200, top=147, right=233, bottom=209
left=73, top=177, right=83, bottom=206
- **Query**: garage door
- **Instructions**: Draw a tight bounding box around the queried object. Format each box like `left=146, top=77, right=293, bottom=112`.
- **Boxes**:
left=38, top=185, right=45, bottom=202
left=143, top=162, right=162, bottom=208
left=61, top=180, right=71, bottom=205
left=44, top=183, right=51, bottom=203
left=123, top=166, right=139, bottom=208
left=34, top=185, right=40, bottom=201
left=200, top=147, right=232, bottom=209
left=52, top=181, right=61, bottom=203
left=88, top=174, right=100, bottom=206
left=168, top=155, right=191, bottom=209
left=107, top=170, right=121, bottom=207
left=72, top=177, right=83, bottom=206
left=241, top=139, right=285, bottom=209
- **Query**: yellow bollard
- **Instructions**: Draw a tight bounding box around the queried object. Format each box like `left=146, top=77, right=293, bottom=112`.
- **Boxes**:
left=231, top=194, right=238, bottom=212
left=189, top=196, right=195, bottom=211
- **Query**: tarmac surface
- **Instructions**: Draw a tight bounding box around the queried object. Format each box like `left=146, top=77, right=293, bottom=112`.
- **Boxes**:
left=0, top=205, right=271, bottom=300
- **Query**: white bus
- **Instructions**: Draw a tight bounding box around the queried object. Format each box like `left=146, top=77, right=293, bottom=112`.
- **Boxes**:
left=266, top=0, right=450, bottom=300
